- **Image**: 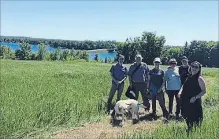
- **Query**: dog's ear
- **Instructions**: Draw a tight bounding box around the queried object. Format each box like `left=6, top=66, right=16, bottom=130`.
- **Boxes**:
left=124, top=109, right=129, bottom=114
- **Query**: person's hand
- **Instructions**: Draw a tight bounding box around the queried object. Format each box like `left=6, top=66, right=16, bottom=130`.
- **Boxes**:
left=157, top=89, right=161, bottom=94
left=146, top=88, right=149, bottom=93
left=114, top=80, right=119, bottom=85
left=190, top=96, right=196, bottom=103
left=118, top=80, right=123, bottom=84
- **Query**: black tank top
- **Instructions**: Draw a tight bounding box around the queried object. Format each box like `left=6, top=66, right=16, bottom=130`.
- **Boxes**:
left=182, top=75, right=202, bottom=99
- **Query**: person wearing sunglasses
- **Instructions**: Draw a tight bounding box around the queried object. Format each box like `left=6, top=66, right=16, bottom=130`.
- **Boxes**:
left=164, top=58, right=181, bottom=119
left=148, top=58, right=169, bottom=119
left=178, top=61, right=206, bottom=134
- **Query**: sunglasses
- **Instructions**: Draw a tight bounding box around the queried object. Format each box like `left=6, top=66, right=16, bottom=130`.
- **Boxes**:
left=191, top=65, right=199, bottom=69
left=154, top=62, right=160, bottom=64
left=170, top=63, right=176, bottom=65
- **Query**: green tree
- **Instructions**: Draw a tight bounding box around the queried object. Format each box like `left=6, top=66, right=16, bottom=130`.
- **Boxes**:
left=0, top=46, right=15, bottom=59
left=118, top=31, right=166, bottom=64
left=38, top=43, right=47, bottom=60
left=15, top=42, right=32, bottom=60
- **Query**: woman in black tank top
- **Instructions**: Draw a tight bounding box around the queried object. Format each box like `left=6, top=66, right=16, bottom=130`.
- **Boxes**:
left=178, top=61, right=206, bottom=134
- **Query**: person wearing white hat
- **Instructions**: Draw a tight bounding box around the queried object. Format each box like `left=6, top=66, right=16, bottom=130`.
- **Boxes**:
left=148, top=57, right=169, bottom=119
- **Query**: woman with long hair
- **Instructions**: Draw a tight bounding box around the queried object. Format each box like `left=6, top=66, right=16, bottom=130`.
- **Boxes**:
left=178, top=61, right=206, bottom=133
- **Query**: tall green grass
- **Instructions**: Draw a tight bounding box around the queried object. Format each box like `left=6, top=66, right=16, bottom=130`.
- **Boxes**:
left=1, top=60, right=218, bottom=138
left=0, top=60, right=112, bottom=137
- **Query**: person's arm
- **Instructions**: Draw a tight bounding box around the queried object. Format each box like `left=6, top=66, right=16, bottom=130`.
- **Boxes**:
left=190, top=76, right=206, bottom=103
left=178, top=85, right=183, bottom=98
left=119, top=77, right=127, bottom=83
left=110, top=73, right=118, bottom=84
left=119, top=67, right=128, bottom=83
left=146, top=66, right=150, bottom=89
left=128, top=66, right=133, bottom=87
left=195, top=76, right=206, bottom=99
left=109, top=65, right=118, bottom=84
left=158, top=76, right=165, bottom=93
left=147, top=74, right=150, bottom=89
left=164, top=70, right=168, bottom=92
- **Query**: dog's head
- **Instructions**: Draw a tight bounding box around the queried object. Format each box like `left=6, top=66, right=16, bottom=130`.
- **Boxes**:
left=110, top=109, right=123, bottom=127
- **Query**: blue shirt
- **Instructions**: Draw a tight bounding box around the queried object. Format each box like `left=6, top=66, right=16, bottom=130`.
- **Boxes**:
left=128, top=62, right=150, bottom=82
left=149, top=68, right=164, bottom=89
left=110, top=63, right=128, bottom=81
left=164, top=67, right=181, bottom=90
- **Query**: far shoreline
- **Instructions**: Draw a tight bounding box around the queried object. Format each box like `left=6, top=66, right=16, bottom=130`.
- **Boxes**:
left=87, top=49, right=110, bottom=53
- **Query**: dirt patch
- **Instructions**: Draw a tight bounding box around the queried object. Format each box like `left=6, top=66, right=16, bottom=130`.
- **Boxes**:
left=54, top=109, right=164, bottom=139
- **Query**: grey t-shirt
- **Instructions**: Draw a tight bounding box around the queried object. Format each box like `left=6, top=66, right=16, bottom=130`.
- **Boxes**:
left=149, top=68, right=164, bottom=90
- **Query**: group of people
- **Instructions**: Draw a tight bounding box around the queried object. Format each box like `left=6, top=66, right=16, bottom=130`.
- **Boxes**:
left=107, top=54, right=206, bottom=132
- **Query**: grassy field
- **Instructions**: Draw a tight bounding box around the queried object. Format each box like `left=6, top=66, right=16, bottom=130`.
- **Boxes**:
left=0, top=60, right=218, bottom=138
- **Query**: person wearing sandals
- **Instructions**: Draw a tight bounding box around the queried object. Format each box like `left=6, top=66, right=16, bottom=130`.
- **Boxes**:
left=164, top=58, right=181, bottom=119
left=178, top=61, right=206, bottom=134
left=148, top=58, right=169, bottom=119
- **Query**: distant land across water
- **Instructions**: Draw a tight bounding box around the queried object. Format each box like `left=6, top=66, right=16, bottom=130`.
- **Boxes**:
left=0, top=42, right=117, bottom=61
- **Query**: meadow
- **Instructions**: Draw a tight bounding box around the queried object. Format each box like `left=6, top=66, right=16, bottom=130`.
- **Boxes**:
left=0, top=59, right=218, bottom=139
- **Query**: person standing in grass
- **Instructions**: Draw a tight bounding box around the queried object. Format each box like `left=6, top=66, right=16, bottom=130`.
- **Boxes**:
left=148, top=58, right=169, bottom=119
left=164, top=58, right=181, bottom=119
left=178, top=61, right=206, bottom=133
left=128, top=54, right=150, bottom=110
left=107, top=55, right=128, bottom=113
left=179, top=56, right=190, bottom=85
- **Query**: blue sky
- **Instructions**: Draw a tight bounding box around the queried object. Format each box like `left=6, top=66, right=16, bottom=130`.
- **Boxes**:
left=1, top=1, right=218, bottom=46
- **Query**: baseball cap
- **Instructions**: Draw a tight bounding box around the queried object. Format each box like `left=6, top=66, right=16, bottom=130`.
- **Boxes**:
left=154, top=57, right=161, bottom=63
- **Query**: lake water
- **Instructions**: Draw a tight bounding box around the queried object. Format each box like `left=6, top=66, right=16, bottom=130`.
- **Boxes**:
left=0, top=42, right=117, bottom=61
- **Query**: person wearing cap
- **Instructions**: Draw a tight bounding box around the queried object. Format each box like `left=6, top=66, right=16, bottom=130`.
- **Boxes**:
left=107, top=55, right=128, bottom=113
left=148, top=57, right=169, bottom=119
left=179, top=56, right=190, bottom=85
left=128, top=54, right=150, bottom=110
left=164, top=58, right=181, bottom=119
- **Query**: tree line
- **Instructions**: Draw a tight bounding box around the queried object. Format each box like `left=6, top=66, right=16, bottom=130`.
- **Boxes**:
left=0, top=36, right=118, bottom=50
left=115, top=31, right=219, bottom=67
left=0, top=42, right=90, bottom=62
left=1, top=31, right=218, bottom=67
